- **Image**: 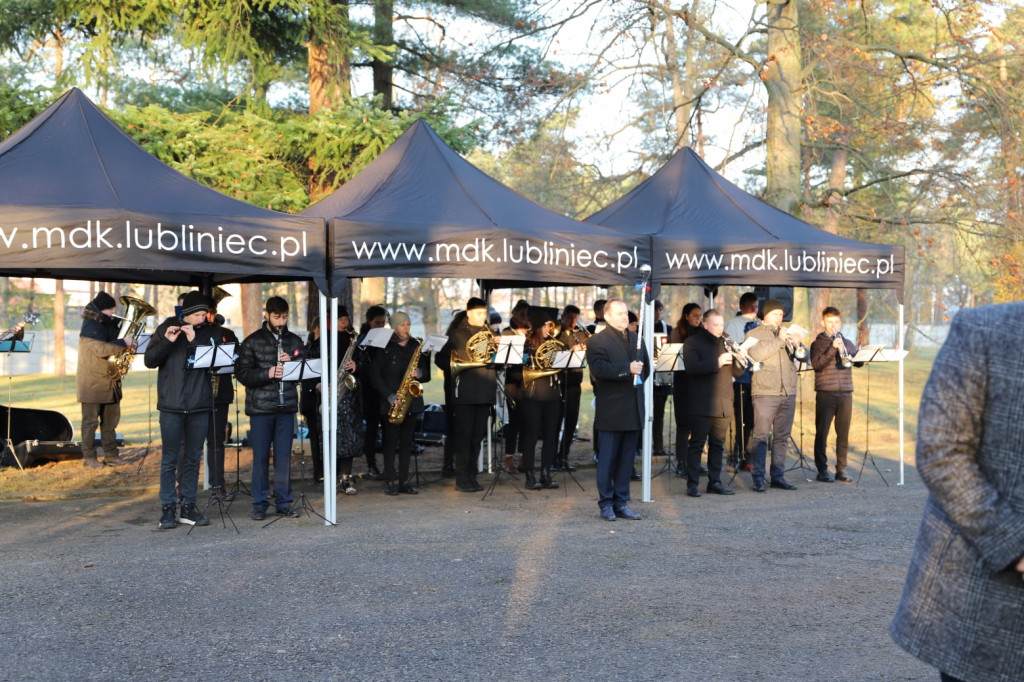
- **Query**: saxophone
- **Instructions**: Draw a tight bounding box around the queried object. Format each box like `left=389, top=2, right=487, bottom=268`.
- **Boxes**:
left=388, top=338, right=423, bottom=425
left=336, top=331, right=358, bottom=401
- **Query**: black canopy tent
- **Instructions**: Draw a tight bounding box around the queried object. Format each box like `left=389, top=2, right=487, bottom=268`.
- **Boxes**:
left=587, top=147, right=904, bottom=298
left=0, top=88, right=328, bottom=291
left=586, top=146, right=909, bottom=495
left=302, top=119, right=649, bottom=294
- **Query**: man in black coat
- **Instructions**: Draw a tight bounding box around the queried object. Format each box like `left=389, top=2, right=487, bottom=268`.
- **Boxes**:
left=586, top=299, right=649, bottom=521
left=683, top=309, right=744, bottom=497
left=236, top=296, right=306, bottom=520
left=144, top=291, right=218, bottom=530
left=445, top=297, right=497, bottom=492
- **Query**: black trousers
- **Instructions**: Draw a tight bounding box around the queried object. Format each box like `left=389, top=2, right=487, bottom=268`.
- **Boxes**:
left=206, top=402, right=230, bottom=488
left=305, top=408, right=325, bottom=481
left=363, top=387, right=382, bottom=470
left=503, top=383, right=523, bottom=455
left=732, top=382, right=753, bottom=458
left=558, top=384, right=582, bottom=460
left=653, top=386, right=671, bottom=452
left=452, top=403, right=489, bottom=476
left=382, top=414, right=416, bottom=483
left=814, top=390, right=853, bottom=473
left=687, top=414, right=728, bottom=486
left=672, top=383, right=691, bottom=466
left=521, top=396, right=559, bottom=472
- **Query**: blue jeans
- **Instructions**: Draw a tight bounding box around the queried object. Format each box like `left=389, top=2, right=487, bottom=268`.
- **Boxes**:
left=749, top=395, right=796, bottom=483
left=249, top=413, right=294, bottom=511
left=596, top=430, right=638, bottom=511
left=159, top=411, right=210, bottom=506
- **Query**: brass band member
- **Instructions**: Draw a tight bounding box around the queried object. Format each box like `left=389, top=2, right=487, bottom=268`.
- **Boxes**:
left=501, top=301, right=530, bottom=474
left=723, top=292, right=759, bottom=472
left=368, top=311, right=431, bottom=495
left=651, top=300, right=673, bottom=458
left=144, top=291, right=217, bottom=530
left=682, top=309, right=743, bottom=497
left=521, top=309, right=561, bottom=490
left=236, top=296, right=306, bottom=520
left=810, top=306, right=858, bottom=483
left=205, top=298, right=239, bottom=501
left=669, top=303, right=702, bottom=477
left=435, top=310, right=465, bottom=478
left=77, top=291, right=135, bottom=468
left=358, top=305, right=389, bottom=480
left=744, top=299, right=804, bottom=492
left=553, top=305, right=585, bottom=472
left=445, top=297, right=496, bottom=493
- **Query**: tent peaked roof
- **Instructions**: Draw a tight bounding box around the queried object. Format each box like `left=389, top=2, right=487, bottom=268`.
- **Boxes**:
left=304, top=119, right=649, bottom=292
left=587, top=147, right=904, bottom=295
left=0, top=88, right=326, bottom=289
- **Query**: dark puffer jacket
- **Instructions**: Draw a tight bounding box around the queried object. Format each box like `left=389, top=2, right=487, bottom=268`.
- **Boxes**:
left=143, top=316, right=219, bottom=413
left=236, top=322, right=306, bottom=415
left=810, top=332, right=857, bottom=392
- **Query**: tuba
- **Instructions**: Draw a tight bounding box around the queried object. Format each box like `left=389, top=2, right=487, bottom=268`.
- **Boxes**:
left=107, top=296, right=156, bottom=379
left=388, top=338, right=423, bottom=425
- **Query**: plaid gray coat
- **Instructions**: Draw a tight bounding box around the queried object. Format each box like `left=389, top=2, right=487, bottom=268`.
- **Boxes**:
left=890, top=303, right=1024, bottom=681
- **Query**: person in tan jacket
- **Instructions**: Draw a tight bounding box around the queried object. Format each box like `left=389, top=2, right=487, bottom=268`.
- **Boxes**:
left=76, top=292, right=134, bottom=468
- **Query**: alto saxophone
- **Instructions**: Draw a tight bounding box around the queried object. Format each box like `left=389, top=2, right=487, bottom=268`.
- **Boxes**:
left=388, top=338, right=423, bottom=425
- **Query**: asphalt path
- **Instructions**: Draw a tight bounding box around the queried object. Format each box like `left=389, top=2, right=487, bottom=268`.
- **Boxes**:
left=0, top=458, right=935, bottom=681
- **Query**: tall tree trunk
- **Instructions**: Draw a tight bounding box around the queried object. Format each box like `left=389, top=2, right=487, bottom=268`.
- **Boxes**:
left=661, top=5, right=696, bottom=150
left=856, top=288, right=869, bottom=346
left=242, top=283, right=264, bottom=337
left=373, top=0, right=395, bottom=110
left=54, top=279, right=65, bottom=376
left=763, top=0, right=803, bottom=215
left=809, top=138, right=849, bottom=330
left=307, top=1, right=352, bottom=202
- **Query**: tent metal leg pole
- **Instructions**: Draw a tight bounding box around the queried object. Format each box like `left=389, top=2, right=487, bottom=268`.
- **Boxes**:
left=642, top=296, right=654, bottom=503
left=898, top=302, right=905, bottom=487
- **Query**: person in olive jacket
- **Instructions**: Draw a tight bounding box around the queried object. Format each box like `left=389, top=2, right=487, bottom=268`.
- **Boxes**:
left=236, top=296, right=306, bottom=521
left=144, top=291, right=218, bottom=530
left=76, top=291, right=135, bottom=468
left=367, top=311, right=431, bottom=495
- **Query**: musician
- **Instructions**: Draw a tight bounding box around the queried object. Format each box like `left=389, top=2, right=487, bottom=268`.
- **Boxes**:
left=520, top=309, right=562, bottom=490
left=651, top=300, right=672, bottom=458
left=744, top=299, right=804, bottom=492
left=205, top=297, right=239, bottom=501
left=683, top=309, right=743, bottom=497
left=358, top=305, right=389, bottom=480
left=553, top=304, right=586, bottom=472
left=301, top=316, right=328, bottom=484
left=445, top=297, right=496, bottom=492
left=334, top=308, right=361, bottom=495
left=435, top=310, right=466, bottom=478
left=810, top=307, right=858, bottom=483
left=586, top=299, right=606, bottom=335
left=144, top=291, right=218, bottom=530
left=76, top=291, right=135, bottom=469
left=587, top=299, right=649, bottom=521
left=236, top=296, right=306, bottom=520
left=723, top=292, right=759, bottom=472
left=669, top=303, right=702, bottom=477
left=501, top=301, right=530, bottom=475
left=367, top=311, right=431, bottom=495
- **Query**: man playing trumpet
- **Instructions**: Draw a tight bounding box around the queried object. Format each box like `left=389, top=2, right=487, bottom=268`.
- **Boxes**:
left=810, top=307, right=858, bottom=483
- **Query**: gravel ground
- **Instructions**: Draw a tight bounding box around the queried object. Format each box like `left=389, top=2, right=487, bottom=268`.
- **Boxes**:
left=0, top=455, right=934, bottom=682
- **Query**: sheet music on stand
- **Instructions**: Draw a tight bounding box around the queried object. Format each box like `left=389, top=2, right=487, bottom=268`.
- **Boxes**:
left=135, top=333, right=153, bottom=354
left=0, top=335, right=32, bottom=353
left=655, top=342, right=684, bottom=372
left=851, top=344, right=892, bottom=363
left=281, top=358, right=322, bottom=382
left=552, top=349, right=586, bottom=369
left=363, top=327, right=393, bottom=349
left=190, top=343, right=237, bottom=371
left=422, top=335, right=448, bottom=353
left=494, top=335, right=525, bottom=365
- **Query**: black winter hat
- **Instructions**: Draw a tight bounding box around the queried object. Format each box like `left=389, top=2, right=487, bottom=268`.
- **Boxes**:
left=91, top=291, right=116, bottom=311
left=181, top=291, right=210, bottom=316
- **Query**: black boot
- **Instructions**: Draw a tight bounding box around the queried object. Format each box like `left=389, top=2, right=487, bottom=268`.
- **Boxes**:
left=539, top=470, right=560, bottom=489
left=455, top=473, right=476, bottom=492
left=524, top=470, right=542, bottom=490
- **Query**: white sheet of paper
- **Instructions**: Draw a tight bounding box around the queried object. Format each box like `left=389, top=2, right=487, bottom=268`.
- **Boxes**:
left=363, top=327, right=393, bottom=348
left=423, top=334, right=448, bottom=352
left=136, top=333, right=152, bottom=354
left=281, top=358, right=322, bottom=381
left=851, top=344, right=885, bottom=363
left=190, top=345, right=215, bottom=368
left=494, top=335, right=525, bottom=365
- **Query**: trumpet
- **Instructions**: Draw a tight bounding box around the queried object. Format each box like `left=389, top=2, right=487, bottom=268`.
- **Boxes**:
left=835, top=332, right=854, bottom=369
left=781, top=327, right=808, bottom=362
left=722, top=333, right=762, bottom=373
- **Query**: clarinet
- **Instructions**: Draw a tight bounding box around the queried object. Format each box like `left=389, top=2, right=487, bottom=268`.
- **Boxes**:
left=274, top=326, right=286, bottom=408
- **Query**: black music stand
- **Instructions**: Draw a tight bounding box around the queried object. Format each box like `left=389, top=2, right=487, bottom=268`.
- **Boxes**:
left=0, top=334, right=33, bottom=469
left=652, top=343, right=683, bottom=478
left=263, top=358, right=335, bottom=526
left=551, top=348, right=586, bottom=492
left=786, top=365, right=816, bottom=482
left=852, top=345, right=904, bottom=487
left=484, top=339, right=527, bottom=500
